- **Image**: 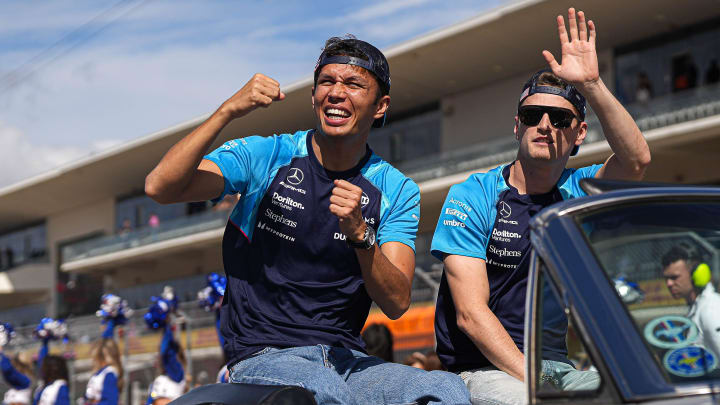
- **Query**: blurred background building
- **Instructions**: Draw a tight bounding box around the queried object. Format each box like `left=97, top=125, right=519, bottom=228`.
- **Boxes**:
left=1, top=0, right=719, bottom=402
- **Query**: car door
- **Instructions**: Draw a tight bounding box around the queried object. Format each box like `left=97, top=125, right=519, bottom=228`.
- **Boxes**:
left=526, top=187, right=720, bottom=404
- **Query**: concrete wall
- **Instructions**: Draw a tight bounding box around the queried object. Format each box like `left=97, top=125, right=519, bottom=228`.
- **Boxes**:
left=46, top=197, right=116, bottom=316
left=440, top=71, right=527, bottom=152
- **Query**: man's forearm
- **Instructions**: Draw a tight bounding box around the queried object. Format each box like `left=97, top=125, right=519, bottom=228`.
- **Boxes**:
left=354, top=245, right=412, bottom=320
left=145, top=109, right=231, bottom=203
left=580, top=79, right=651, bottom=178
left=458, top=306, right=525, bottom=381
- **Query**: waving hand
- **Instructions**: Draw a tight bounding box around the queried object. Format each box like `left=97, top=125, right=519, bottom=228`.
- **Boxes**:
left=542, top=8, right=599, bottom=87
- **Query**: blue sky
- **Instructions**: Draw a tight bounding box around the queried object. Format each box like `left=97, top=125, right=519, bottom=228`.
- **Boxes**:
left=0, top=0, right=514, bottom=188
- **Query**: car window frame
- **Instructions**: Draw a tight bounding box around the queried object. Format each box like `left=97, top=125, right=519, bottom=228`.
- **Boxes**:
left=526, top=251, right=615, bottom=404
left=529, top=206, right=677, bottom=402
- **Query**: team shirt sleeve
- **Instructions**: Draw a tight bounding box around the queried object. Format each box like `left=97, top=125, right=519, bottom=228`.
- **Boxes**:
left=203, top=135, right=279, bottom=203
left=160, top=326, right=184, bottom=383
left=569, top=164, right=603, bottom=197
left=56, top=385, right=70, bottom=405
left=377, top=179, right=420, bottom=251
left=431, top=181, right=492, bottom=261
left=0, top=354, right=31, bottom=389
left=98, top=372, right=119, bottom=405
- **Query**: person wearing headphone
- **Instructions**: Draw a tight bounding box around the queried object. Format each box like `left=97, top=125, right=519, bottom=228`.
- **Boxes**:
left=662, top=243, right=720, bottom=358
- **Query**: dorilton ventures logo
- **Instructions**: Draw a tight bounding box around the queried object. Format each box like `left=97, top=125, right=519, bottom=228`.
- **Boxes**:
left=272, top=192, right=304, bottom=210
left=286, top=168, right=304, bottom=185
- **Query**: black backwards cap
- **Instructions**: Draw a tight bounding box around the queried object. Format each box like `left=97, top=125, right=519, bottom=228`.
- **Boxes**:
left=518, top=69, right=586, bottom=156
left=314, top=38, right=391, bottom=128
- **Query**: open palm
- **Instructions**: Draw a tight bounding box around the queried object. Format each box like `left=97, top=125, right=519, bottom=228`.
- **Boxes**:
left=542, top=8, right=599, bottom=86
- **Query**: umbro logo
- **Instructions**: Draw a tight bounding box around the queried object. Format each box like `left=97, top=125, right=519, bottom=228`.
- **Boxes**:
left=286, top=168, right=304, bottom=185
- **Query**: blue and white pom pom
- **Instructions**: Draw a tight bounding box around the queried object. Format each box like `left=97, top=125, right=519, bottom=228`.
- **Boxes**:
left=34, top=318, right=68, bottom=342
left=198, top=273, right=226, bottom=312
left=96, top=294, right=134, bottom=325
left=161, top=286, right=178, bottom=312
left=614, top=276, right=645, bottom=305
left=144, top=287, right=177, bottom=330
left=0, top=323, right=16, bottom=347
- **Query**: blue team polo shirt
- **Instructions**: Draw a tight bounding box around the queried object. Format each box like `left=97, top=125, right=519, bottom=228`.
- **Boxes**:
left=204, top=130, right=420, bottom=366
left=431, top=162, right=601, bottom=372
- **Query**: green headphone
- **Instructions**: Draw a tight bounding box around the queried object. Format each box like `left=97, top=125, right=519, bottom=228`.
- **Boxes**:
left=693, top=262, right=712, bottom=288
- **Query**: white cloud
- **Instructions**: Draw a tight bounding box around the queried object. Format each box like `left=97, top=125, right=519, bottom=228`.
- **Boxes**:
left=0, top=121, right=120, bottom=187
left=0, top=0, right=513, bottom=189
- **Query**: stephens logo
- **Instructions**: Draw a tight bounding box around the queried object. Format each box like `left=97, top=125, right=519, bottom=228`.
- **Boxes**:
left=286, top=168, right=304, bottom=185
left=265, top=208, right=297, bottom=228
left=488, top=245, right=521, bottom=257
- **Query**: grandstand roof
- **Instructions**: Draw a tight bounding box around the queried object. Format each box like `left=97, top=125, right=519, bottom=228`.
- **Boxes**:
left=1, top=0, right=718, bottom=232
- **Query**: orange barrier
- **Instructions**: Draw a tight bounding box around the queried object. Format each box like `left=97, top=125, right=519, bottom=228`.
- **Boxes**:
left=363, top=304, right=436, bottom=351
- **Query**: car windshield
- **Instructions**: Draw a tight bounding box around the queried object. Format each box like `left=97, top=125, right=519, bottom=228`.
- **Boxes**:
left=577, top=199, right=720, bottom=384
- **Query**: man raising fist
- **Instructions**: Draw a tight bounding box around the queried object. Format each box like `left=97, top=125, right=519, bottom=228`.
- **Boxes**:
left=145, top=36, right=469, bottom=405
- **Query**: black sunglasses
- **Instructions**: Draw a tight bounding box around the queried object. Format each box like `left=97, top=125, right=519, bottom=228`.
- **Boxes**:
left=518, top=105, right=578, bottom=129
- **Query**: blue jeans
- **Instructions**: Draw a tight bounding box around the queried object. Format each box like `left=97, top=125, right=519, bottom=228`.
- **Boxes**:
left=459, top=360, right=600, bottom=405
left=229, top=345, right=470, bottom=405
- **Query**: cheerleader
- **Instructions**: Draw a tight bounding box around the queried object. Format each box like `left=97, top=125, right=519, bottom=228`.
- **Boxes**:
left=197, top=273, right=229, bottom=384
left=0, top=323, right=32, bottom=405
left=32, top=318, right=69, bottom=405
left=145, top=287, right=186, bottom=405
left=84, top=294, right=131, bottom=405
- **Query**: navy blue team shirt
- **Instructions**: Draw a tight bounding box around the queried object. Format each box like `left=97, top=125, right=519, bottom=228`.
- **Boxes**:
left=431, top=162, right=601, bottom=372
left=204, top=130, right=420, bottom=366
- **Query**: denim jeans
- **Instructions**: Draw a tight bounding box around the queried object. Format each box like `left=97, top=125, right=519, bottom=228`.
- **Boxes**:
left=229, top=345, right=470, bottom=405
left=459, top=360, right=600, bottom=405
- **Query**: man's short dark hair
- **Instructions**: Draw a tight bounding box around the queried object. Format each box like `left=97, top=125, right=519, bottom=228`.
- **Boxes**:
left=535, top=71, right=569, bottom=92
left=661, top=242, right=703, bottom=270
left=314, top=35, right=390, bottom=100
left=361, top=323, right=393, bottom=362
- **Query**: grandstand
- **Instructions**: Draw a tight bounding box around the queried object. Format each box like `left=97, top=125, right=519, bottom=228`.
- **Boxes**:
left=1, top=0, right=720, bottom=403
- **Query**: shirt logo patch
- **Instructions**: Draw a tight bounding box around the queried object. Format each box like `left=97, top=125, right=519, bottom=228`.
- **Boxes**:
left=271, top=192, right=304, bottom=211
left=445, top=208, right=468, bottom=221
left=449, top=198, right=472, bottom=213
left=361, top=192, right=370, bottom=208
left=499, top=201, right=512, bottom=218
left=286, top=168, right=304, bottom=185
left=443, top=219, right=465, bottom=228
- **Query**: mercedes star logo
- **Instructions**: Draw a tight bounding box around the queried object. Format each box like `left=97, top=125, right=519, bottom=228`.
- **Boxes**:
left=361, top=192, right=370, bottom=208
left=499, top=201, right=511, bottom=218
left=286, top=168, right=304, bottom=185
